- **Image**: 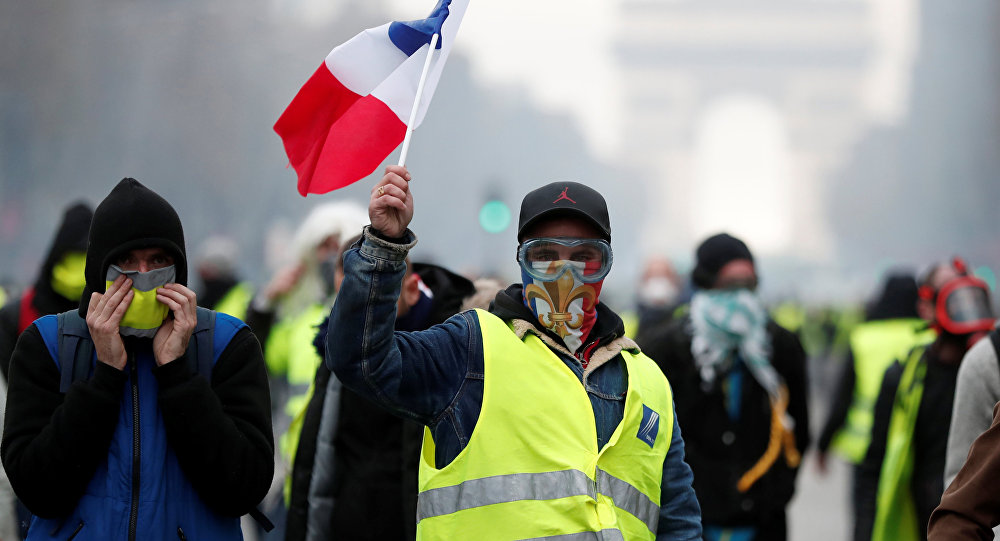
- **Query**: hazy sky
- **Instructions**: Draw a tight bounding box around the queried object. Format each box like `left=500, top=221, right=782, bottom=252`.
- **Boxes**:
left=383, top=0, right=918, bottom=160
left=387, top=0, right=622, bottom=159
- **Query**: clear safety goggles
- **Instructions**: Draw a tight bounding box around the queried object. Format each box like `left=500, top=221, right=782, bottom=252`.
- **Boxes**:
left=516, top=237, right=613, bottom=283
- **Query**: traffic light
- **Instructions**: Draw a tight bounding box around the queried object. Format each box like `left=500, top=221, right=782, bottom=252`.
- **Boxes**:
left=478, top=200, right=511, bottom=234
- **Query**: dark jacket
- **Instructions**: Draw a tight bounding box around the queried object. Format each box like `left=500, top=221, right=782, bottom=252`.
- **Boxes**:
left=640, top=313, right=811, bottom=533
left=0, top=202, right=92, bottom=379
left=284, top=263, right=474, bottom=541
left=3, top=313, right=272, bottom=540
left=0, top=179, right=273, bottom=539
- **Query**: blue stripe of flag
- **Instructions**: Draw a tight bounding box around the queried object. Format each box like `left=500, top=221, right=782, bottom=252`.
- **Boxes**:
left=388, top=0, right=452, bottom=56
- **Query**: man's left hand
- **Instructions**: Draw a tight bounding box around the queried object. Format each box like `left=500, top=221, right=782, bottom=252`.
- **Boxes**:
left=153, top=283, right=198, bottom=366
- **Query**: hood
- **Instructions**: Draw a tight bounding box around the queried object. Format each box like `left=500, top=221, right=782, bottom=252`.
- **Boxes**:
left=33, top=201, right=93, bottom=314
left=398, top=262, right=476, bottom=330
left=79, top=178, right=186, bottom=318
left=866, top=273, right=920, bottom=321
left=489, top=283, right=625, bottom=350
left=278, top=201, right=369, bottom=320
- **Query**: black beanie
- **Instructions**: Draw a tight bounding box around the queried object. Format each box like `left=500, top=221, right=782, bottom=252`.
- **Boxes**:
left=691, top=233, right=754, bottom=289
left=79, top=178, right=186, bottom=317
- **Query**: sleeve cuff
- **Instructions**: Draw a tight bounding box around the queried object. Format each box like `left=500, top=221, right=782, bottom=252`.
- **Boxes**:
left=361, top=225, right=417, bottom=261
left=153, top=357, right=196, bottom=388
left=91, top=362, right=130, bottom=394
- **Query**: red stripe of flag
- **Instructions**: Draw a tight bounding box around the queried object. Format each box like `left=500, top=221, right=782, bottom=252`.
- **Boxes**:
left=274, top=64, right=406, bottom=196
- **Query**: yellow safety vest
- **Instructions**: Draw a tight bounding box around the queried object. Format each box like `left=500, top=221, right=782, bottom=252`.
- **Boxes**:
left=830, top=319, right=933, bottom=464
left=872, top=345, right=927, bottom=541
left=213, top=282, right=254, bottom=321
left=417, top=309, right=673, bottom=540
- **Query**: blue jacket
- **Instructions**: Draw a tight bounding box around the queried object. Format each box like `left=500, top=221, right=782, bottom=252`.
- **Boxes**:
left=2, top=312, right=274, bottom=541
left=326, top=228, right=703, bottom=540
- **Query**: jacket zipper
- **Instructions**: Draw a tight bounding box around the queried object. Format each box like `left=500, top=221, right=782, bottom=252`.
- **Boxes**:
left=177, top=526, right=188, bottom=540
left=128, top=354, right=140, bottom=541
left=66, top=520, right=85, bottom=541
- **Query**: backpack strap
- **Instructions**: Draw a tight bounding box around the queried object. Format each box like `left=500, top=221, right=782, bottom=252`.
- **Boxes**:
left=56, top=311, right=94, bottom=393
left=186, top=307, right=217, bottom=381
left=49, top=308, right=227, bottom=392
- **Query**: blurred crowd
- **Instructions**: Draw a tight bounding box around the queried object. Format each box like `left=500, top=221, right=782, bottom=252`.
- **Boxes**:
left=0, top=179, right=996, bottom=541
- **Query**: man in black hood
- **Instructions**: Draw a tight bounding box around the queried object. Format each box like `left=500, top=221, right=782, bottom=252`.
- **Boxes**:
left=1, top=178, right=274, bottom=540
left=0, top=202, right=93, bottom=379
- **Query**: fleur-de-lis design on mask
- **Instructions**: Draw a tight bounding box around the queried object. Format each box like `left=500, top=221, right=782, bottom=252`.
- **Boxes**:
left=524, top=264, right=597, bottom=338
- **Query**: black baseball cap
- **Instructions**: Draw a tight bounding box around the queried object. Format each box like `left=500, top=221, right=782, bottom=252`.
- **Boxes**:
left=517, top=181, right=611, bottom=242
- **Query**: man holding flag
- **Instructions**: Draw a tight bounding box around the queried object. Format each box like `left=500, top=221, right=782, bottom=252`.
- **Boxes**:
left=324, top=165, right=703, bottom=540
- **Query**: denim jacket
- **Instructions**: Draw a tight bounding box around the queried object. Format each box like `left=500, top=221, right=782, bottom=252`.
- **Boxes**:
left=326, top=227, right=702, bottom=540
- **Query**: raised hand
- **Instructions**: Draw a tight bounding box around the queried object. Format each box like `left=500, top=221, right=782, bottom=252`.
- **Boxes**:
left=86, top=275, right=133, bottom=370
left=369, top=165, right=413, bottom=238
left=153, top=283, right=198, bottom=366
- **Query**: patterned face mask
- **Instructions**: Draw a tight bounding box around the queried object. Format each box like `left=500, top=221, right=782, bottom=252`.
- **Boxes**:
left=50, top=251, right=87, bottom=301
left=105, top=265, right=176, bottom=338
left=520, top=260, right=603, bottom=354
left=689, top=288, right=779, bottom=399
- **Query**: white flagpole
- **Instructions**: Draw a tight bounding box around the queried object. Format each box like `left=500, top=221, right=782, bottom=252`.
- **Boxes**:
left=398, top=32, right=439, bottom=167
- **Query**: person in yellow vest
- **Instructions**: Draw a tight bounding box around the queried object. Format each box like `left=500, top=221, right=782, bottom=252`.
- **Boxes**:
left=857, top=259, right=995, bottom=541
left=325, top=166, right=703, bottom=540
left=244, top=201, right=368, bottom=537
left=816, top=272, right=934, bottom=537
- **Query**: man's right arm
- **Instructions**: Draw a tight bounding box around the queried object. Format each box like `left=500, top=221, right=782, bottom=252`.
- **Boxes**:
left=326, top=227, right=475, bottom=424
left=1, top=324, right=125, bottom=517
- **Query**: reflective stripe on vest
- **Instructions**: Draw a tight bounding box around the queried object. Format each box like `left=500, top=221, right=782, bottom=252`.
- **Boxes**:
left=416, top=468, right=659, bottom=533
left=871, top=345, right=927, bottom=541
left=525, top=530, right=626, bottom=541
left=831, top=319, right=933, bottom=464
left=416, top=309, right=672, bottom=541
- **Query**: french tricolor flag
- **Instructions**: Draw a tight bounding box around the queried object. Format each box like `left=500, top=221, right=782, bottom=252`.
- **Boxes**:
left=275, top=0, right=468, bottom=196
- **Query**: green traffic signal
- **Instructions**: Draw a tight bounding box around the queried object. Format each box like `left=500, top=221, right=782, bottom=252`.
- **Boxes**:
left=479, top=200, right=511, bottom=233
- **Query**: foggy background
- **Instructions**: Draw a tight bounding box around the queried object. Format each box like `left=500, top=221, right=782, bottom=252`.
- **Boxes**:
left=2, top=0, right=998, bottom=307
left=2, top=1, right=999, bottom=539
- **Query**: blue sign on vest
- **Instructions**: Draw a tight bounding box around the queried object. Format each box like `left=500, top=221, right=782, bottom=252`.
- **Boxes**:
left=637, top=405, right=660, bottom=448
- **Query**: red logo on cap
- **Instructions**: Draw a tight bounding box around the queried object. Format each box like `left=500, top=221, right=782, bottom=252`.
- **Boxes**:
left=553, top=187, right=576, bottom=204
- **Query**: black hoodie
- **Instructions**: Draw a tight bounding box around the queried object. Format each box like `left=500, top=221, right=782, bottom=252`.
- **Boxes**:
left=0, top=201, right=92, bottom=378
left=1, top=178, right=274, bottom=522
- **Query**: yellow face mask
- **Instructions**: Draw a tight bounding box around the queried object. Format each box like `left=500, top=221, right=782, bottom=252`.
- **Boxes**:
left=50, top=251, right=88, bottom=301
left=105, top=264, right=176, bottom=338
